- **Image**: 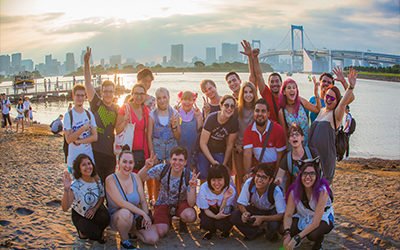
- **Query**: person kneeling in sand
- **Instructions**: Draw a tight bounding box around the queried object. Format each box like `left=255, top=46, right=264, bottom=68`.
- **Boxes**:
left=106, top=146, right=157, bottom=249
left=50, top=114, right=63, bottom=135
left=138, top=147, right=198, bottom=238
left=231, top=163, right=285, bottom=241
left=61, top=154, right=110, bottom=244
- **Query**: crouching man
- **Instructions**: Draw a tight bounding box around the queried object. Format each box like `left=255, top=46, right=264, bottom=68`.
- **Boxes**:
left=139, top=146, right=198, bottom=237
left=231, top=163, right=286, bottom=241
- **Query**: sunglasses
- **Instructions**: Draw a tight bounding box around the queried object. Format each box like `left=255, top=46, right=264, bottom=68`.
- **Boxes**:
left=255, top=174, right=269, bottom=181
left=302, top=171, right=316, bottom=178
left=223, top=103, right=235, bottom=109
left=325, top=94, right=336, bottom=102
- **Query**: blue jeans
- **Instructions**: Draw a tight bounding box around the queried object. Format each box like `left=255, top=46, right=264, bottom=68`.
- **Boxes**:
left=197, top=152, right=224, bottom=180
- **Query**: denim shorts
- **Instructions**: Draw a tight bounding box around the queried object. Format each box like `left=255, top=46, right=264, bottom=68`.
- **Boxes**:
left=153, top=137, right=178, bottom=162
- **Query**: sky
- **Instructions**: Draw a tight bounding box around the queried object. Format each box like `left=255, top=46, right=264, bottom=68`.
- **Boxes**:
left=0, top=0, right=399, bottom=64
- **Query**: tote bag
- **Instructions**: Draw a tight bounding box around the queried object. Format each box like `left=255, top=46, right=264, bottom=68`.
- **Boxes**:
left=114, top=104, right=135, bottom=155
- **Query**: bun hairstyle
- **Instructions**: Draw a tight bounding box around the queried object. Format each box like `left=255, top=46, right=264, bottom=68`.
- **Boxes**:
left=118, top=144, right=134, bottom=161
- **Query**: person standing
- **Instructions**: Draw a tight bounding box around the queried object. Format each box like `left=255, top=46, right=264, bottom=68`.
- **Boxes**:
left=84, top=47, right=119, bottom=183
left=64, top=84, right=98, bottom=174
left=200, top=79, right=221, bottom=119
left=1, top=93, right=12, bottom=132
left=16, top=98, right=24, bottom=133
left=225, top=72, right=242, bottom=100
left=137, top=68, right=156, bottom=110
left=343, top=105, right=353, bottom=160
left=23, top=96, right=31, bottom=125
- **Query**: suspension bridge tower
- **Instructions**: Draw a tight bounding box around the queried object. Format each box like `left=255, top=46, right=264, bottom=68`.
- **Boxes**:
left=290, top=25, right=304, bottom=72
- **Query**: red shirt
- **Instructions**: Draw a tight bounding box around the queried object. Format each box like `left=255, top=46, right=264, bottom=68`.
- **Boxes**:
left=243, top=120, right=286, bottom=164
left=260, top=86, right=280, bottom=122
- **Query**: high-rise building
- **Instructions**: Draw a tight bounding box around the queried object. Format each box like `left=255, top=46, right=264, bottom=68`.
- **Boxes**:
left=45, top=54, right=52, bottom=66
left=21, top=59, right=34, bottom=71
left=206, top=47, right=216, bottom=65
left=221, top=43, right=239, bottom=63
left=170, top=44, right=184, bottom=66
left=162, top=56, right=167, bottom=65
left=65, top=52, right=75, bottom=73
left=0, top=55, right=11, bottom=75
left=110, top=55, right=122, bottom=68
left=11, top=53, right=22, bottom=73
left=100, top=58, right=105, bottom=67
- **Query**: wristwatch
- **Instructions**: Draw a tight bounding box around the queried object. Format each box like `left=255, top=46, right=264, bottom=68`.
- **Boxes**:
left=293, top=234, right=302, bottom=247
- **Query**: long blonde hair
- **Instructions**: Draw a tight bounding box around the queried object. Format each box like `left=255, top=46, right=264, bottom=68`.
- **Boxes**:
left=238, top=81, right=258, bottom=118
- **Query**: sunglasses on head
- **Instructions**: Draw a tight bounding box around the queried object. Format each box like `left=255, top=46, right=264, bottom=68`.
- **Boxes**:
left=325, top=94, right=336, bottom=102
left=223, top=103, right=235, bottom=109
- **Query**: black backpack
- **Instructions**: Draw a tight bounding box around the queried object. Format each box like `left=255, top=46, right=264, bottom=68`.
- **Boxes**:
left=63, top=109, right=91, bottom=163
left=159, top=163, right=191, bottom=186
left=248, top=178, right=281, bottom=209
left=348, top=117, right=356, bottom=135
left=333, top=110, right=348, bottom=162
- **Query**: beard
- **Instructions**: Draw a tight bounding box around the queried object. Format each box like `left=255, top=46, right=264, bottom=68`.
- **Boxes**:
left=255, top=119, right=266, bottom=126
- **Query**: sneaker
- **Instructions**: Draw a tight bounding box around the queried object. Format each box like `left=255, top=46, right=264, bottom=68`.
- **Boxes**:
left=121, top=240, right=137, bottom=249
left=202, top=231, right=213, bottom=240
left=179, top=220, right=188, bottom=233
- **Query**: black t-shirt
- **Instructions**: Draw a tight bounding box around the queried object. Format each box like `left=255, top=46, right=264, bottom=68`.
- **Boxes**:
left=89, top=93, right=118, bottom=155
left=203, top=112, right=239, bottom=153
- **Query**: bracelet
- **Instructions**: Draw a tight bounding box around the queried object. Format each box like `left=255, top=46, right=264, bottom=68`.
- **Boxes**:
left=283, top=228, right=291, bottom=235
left=293, top=234, right=302, bottom=246
left=348, top=85, right=354, bottom=90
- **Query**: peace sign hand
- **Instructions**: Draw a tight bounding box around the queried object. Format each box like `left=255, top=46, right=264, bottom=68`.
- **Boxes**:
left=84, top=47, right=91, bottom=65
left=193, top=103, right=202, bottom=118
left=202, top=96, right=210, bottom=115
left=189, top=170, right=200, bottom=188
left=144, top=154, right=157, bottom=169
left=240, top=40, right=252, bottom=57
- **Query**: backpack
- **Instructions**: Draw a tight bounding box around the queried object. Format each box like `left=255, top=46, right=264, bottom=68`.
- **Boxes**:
left=333, top=110, right=348, bottom=162
left=286, top=146, right=313, bottom=185
left=248, top=178, right=281, bottom=209
left=159, top=163, right=191, bottom=187
left=63, top=109, right=91, bottom=163
left=348, top=117, right=356, bottom=135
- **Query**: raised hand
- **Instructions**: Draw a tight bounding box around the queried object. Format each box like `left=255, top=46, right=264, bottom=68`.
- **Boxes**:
left=62, top=170, right=72, bottom=190
left=202, top=96, right=210, bottom=115
left=170, top=114, right=180, bottom=129
left=312, top=76, right=319, bottom=96
left=144, top=154, right=157, bottom=169
left=84, top=47, right=91, bottom=65
left=240, top=40, right=252, bottom=57
left=223, top=186, right=234, bottom=200
left=189, top=170, right=200, bottom=188
left=252, top=48, right=260, bottom=58
left=347, top=68, right=358, bottom=89
left=332, top=66, right=345, bottom=83
left=193, top=103, right=202, bottom=118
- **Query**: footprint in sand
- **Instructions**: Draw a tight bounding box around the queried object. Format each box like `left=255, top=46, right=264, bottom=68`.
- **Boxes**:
left=0, top=220, right=11, bottom=226
left=15, top=207, right=34, bottom=216
left=46, top=199, right=61, bottom=207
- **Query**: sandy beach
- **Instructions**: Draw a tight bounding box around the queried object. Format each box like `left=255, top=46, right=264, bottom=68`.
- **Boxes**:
left=0, top=125, right=399, bottom=249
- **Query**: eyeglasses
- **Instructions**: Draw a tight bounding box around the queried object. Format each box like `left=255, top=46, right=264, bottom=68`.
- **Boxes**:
left=321, top=79, right=333, bottom=85
left=325, top=94, right=336, bottom=102
left=255, top=174, right=269, bottom=181
left=223, top=103, right=235, bottom=109
left=133, top=92, right=145, bottom=97
left=289, top=132, right=301, bottom=137
left=302, top=171, right=316, bottom=178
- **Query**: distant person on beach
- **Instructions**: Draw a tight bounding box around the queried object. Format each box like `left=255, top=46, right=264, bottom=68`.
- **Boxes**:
left=16, top=98, right=24, bottom=133
left=64, top=84, right=98, bottom=174
left=233, top=82, right=257, bottom=193
left=105, top=146, right=157, bottom=248
left=50, top=114, right=64, bottom=135
left=275, top=123, right=318, bottom=191
left=199, top=95, right=238, bottom=182
left=231, top=163, right=285, bottom=241
left=23, top=96, right=31, bottom=125
left=200, top=79, right=221, bottom=119
left=138, top=147, right=198, bottom=238
left=61, top=154, right=109, bottom=244
left=241, top=40, right=281, bottom=122
left=197, top=164, right=236, bottom=240
left=1, top=93, right=12, bottom=132
left=343, top=105, right=353, bottom=160
left=137, top=68, right=156, bottom=110
left=225, top=72, right=241, bottom=99
left=309, top=68, right=358, bottom=183
left=308, top=67, right=355, bottom=123
left=84, top=47, right=119, bottom=183
left=243, top=98, right=286, bottom=176
left=283, top=157, right=334, bottom=250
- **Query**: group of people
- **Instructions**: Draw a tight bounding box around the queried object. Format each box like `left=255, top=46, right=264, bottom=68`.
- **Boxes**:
left=60, top=41, right=357, bottom=250
left=1, top=94, right=32, bottom=133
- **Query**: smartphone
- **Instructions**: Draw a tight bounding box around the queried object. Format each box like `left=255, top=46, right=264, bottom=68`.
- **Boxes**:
left=223, top=205, right=233, bottom=215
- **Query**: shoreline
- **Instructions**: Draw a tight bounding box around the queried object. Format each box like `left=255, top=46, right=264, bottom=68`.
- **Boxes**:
left=0, top=125, right=399, bottom=249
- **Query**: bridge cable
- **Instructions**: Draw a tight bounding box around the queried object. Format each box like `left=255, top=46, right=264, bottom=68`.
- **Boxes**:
left=304, top=30, right=318, bottom=50
left=272, top=29, right=291, bottom=51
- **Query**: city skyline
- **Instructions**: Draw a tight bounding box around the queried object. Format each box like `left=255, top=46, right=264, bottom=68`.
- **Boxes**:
left=1, top=0, right=399, bottom=64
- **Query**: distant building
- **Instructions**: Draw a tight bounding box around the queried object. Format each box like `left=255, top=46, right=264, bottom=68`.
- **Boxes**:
left=221, top=43, right=239, bottom=63
left=206, top=47, right=216, bottom=65
left=0, top=55, right=11, bottom=75
left=65, top=52, right=75, bottom=73
left=110, top=55, right=122, bottom=68
left=21, top=59, right=34, bottom=71
left=162, top=56, right=167, bottom=66
left=11, top=53, right=22, bottom=73
left=170, top=44, right=184, bottom=66
left=100, top=58, right=105, bottom=67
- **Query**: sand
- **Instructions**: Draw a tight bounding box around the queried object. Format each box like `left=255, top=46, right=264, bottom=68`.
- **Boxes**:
left=0, top=125, right=399, bottom=249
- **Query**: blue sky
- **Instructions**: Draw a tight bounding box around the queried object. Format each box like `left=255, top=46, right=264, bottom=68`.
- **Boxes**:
left=0, top=0, right=399, bottom=64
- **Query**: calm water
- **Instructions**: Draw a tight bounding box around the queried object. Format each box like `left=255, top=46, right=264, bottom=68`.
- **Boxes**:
left=1, top=72, right=399, bottom=159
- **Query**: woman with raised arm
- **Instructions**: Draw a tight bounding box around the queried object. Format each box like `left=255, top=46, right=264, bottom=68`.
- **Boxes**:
left=308, top=68, right=357, bottom=183
left=278, top=77, right=321, bottom=145
left=61, top=154, right=109, bottom=244
left=283, top=157, right=334, bottom=250
left=105, top=146, right=157, bottom=249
